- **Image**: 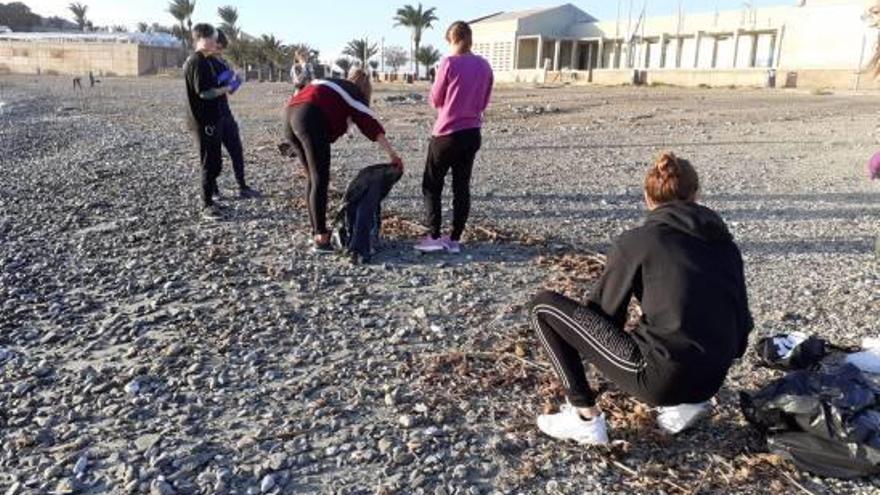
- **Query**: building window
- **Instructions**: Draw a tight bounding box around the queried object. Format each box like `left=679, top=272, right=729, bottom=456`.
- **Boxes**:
left=475, top=42, right=512, bottom=72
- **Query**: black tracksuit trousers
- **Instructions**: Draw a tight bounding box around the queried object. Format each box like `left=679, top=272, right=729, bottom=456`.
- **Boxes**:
left=531, top=290, right=683, bottom=409
left=196, top=122, right=222, bottom=208
left=219, top=115, right=247, bottom=190
left=285, top=104, right=332, bottom=235
left=422, top=128, right=481, bottom=241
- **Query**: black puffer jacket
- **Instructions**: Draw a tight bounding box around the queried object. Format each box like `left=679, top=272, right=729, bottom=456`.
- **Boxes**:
left=588, top=201, right=753, bottom=400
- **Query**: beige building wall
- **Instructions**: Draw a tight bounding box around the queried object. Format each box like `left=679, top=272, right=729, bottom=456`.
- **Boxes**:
left=473, top=0, right=880, bottom=89
left=0, top=40, right=179, bottom=76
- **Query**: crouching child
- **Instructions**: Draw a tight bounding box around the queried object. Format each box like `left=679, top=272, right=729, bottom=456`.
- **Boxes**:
left=331, top=163, right=403, bottom=263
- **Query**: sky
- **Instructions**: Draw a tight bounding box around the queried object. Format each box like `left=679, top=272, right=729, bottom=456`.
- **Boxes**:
left=27, top=0, right=788, bottom=63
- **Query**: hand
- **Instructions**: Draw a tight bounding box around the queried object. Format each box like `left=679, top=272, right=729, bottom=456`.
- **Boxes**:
left=229, top=75, right=243, bottom=94
left=390, top=153, right=404, bottom=170
left=217, top=69, right=234, bottom=85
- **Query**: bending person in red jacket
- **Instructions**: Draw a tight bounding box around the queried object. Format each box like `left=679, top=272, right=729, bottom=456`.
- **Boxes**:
left=284, top=69, right=404, bottom=253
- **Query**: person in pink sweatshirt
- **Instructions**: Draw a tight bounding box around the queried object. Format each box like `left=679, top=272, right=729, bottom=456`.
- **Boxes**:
left=415, top=21, right=494, bottom=254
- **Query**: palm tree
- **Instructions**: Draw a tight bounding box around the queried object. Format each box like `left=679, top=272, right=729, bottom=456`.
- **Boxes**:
left=217, top=5, right=239, bottom=38
left=342, top=38, right=378, bottom=68
left=288, top=43, right=320, bottom=64
left=416, top=45, right=442, bottom=72
left=393, top=3, right=438, bottom=78
left=217, top=6, right=246, bottom=69
left=335, top=57, right=353, bottom=78
left=259, top=34, right=284, bottom=81
left=68, top=2, right=88, bottom=32
left=168, top=0, right=196, bottom=49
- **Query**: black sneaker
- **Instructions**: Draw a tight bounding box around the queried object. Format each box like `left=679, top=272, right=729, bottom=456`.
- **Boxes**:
left=239, top=187, right=261, bottom=199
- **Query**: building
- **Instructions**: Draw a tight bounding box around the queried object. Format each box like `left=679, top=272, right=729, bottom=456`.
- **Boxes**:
left=0, top=32, right=182, bottom=77
left=471, top=0, right=880, bottom=89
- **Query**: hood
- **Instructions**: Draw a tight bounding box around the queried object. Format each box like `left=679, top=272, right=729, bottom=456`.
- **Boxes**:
left=645, top=201, right=733, bottom=243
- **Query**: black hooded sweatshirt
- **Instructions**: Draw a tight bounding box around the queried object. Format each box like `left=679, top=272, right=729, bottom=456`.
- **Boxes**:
left=588, top=201, right=753, bottom=401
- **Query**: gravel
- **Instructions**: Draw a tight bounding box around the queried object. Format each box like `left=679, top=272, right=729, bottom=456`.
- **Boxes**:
left=0, top=75, right=878, bottom=494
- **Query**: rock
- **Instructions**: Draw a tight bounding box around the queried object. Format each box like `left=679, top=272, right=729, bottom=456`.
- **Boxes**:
left=452, top=464, right=468, bottom=480
left=150, top=479, right=176, bottom=495
left=124, top=379, right=141, bottom=395
left=54, top=478, right=79, bottom=495
left=377, top=438, right=393, bottom=454
left=412, top=307, right=428, bottom=320
left=135, top=433, right=161, bottom=452
left=73, top=455, right=88, bottom=476
left=260, top=474, right=276, bottom=493
left=398, top=415, right=415, bottom=429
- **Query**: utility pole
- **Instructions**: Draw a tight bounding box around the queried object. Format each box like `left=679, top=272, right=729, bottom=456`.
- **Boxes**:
left=381, top=37, right=385, bottom=74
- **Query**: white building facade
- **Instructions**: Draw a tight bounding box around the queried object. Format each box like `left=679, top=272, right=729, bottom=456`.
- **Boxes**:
left=471, top=1, right=880, bottom=89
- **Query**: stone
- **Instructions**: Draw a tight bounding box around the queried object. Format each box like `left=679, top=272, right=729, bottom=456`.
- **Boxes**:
left=398, top=415, right=415, bottom=429
left=135, top=434, right=161, bottom=452
left=260, top=474, right=276, bottom=493
left=150, top=479, right=176, bottom=495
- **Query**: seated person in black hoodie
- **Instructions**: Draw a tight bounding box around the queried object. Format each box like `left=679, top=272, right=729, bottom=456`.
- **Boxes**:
left=530, top=151, right=753, bottom=445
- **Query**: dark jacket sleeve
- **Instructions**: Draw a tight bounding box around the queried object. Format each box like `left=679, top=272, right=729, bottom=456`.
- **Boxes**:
left=194, top=56, right=216, bottom=95
left=587, top=233, right=642, bottom=328
left=732, top=244, right=754, bottom=358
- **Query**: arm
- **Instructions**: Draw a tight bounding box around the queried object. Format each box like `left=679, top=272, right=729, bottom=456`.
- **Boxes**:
left=194, top=56, right=231, bottom=100
left=430, top=59, right=449, bottom=109
left=376, top=134, right=403, bottom=170
left=587, top=239, right=641, bottom=328
left=481, top=68, right=494, bottom=113
left=200, top=86, right=232, bottom=99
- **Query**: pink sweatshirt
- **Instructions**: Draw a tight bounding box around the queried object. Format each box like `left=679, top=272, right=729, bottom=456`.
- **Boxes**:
left=430, top=53, right=494, bottom=136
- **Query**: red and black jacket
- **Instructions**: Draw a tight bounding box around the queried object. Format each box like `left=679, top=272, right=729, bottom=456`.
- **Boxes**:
left=287, top=79, right=384, bottom=143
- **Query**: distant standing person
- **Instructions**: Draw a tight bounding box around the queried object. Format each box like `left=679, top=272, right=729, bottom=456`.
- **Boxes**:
left=211, top=30, right=259, bottom=199
left=284, top=69, right=404, bottom=253
left=183, top=23, right=239, bottom=220
left=290, top=49, right=314, bottom=94
left=415, top=21, right=493, bottom=254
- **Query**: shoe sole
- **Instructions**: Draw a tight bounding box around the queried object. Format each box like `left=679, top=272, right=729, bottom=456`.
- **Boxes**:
left=414, top=246, right=445, bottom=253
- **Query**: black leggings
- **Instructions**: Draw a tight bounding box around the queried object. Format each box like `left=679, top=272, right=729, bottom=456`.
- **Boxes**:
left=220, top=115, right=247, bottom=189
left=530, top=290, right=679, bottom=408
left=285, top=104, right=332, bottom=236
left=422, top=128, right=481, bottom=241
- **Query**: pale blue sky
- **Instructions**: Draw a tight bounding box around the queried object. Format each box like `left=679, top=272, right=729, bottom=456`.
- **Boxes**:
left=28, top=0, right=787, bottom=62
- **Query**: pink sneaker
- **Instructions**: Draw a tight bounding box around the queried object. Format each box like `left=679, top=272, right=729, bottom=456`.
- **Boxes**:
left=414, top=236, right=445, bottom=253
left=443, top=236, right=462, bottom=254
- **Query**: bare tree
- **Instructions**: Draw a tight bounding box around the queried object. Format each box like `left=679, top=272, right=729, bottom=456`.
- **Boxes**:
left=384, top=46, right=409, bottom=74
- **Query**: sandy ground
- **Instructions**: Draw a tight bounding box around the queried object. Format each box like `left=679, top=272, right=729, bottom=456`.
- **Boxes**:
left=0, top=75, right=878, bottom=495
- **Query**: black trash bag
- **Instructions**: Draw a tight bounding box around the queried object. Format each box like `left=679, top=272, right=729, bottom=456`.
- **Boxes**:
left=331, top=164, right=402, bottom=262
left=755, top=333, right=829, bottom=371
left=740, top=364, right=880, bottom=479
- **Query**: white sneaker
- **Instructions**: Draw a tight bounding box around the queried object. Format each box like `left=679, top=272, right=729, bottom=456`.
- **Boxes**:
left=656, top=401, right=712, bottom=435
left=537, top=404, right=609, bottom=445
